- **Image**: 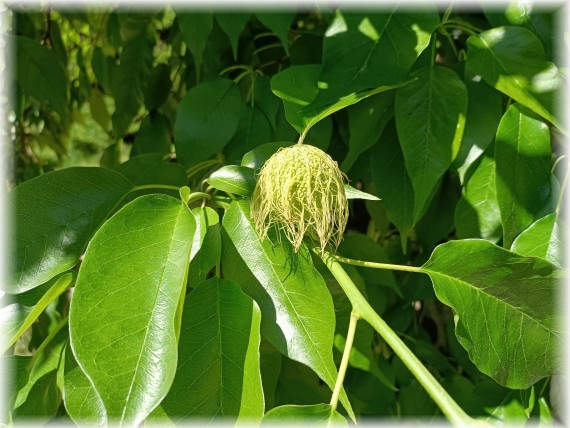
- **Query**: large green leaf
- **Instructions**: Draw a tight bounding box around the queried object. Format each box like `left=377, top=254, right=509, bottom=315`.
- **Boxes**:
left=69, top=194, right=195, bottom=424
left=511, top=213, right=562, bottom=268
left=13, top=35, right=67, bottom=119
left=371, top=121, right=414, bottom=251
left=313, top=9, right=439, bottom=107
left=177, top=12, right=213, bottom=81
left=395, top=65, right=467, bottom=223
left=422, top=239, right=563, bottom=389
left=495, top=104, right=553, bottom=248
left=216, top=13, right=251, bottom=60
left=224, top=106, right=273, bottom=164
left=161, top=278, right=263, bottom=421
left=466, top=26, right=563, bottom=131
left=454, top=146, right=502, bottom=243
left=111, top=32, right=153, bottom=138
left=63, top=346, right=106, bottom=426
left=174, top=78, right=241, bottom=168
left=10, top=167, right=133, bottom=294
left=188, top=207, right=221, bottom=286
left=262, top=404, right=347, bottom=426
left=1, top=272, right=74, bottom=353
left=221, top=201, right=354, bottom=419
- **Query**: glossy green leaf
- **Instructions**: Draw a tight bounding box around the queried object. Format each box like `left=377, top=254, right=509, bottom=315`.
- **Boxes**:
left=13, top=35, right=67, bottom=119
left=177, top=12, right=213, bottom=81
left=262, top=404, right=347, bottom=426
left=144, top=64, right=172, bottom=111
left=466, top=26, right=563, bottom=131
left=9, top=167, right=133, bottom=294
left=161, top=278, right=263, bottom=421
left=454, top=147, right=502, bottom=243
left=224, top=106, right=273, bottom=164
left=111, top=33, right=153, bottom=138
left=314, top=9, right=439, bottom=107
left=63, top=346, right=106, bottom=426
left=174, top=78, right=241, bottom=168
left=131, top=113, right=172, bottom=157
left=256, top=13, right=295, bottom=55
left=511, top=213, right=562, bottom=268
left=69, top=194, right=195, bottom=424
left=1, top=272, right=74, bottom=353
left=371, top=121, right=414, bottom=251
left=216, top=13, right=251, bottom=60
left=395, top=65, right=467, bottom=223
left=207, top=165, right=255, bottom=197
left=114, top=154, right=186, bottom=187
left=188, top=207, right=221, bottom=286
left=344, top=184, right=380, bottom=201
left=241, top=142, right=292, bottom=169
left=221, top=200, right=354, bottom=419
left=343, top=91, right=394, bottom=171
left=495, top=104, right=553, bottom=248
left=454, top=79, right=503, bottom=182
left=422, top=239, right=563, bottom=389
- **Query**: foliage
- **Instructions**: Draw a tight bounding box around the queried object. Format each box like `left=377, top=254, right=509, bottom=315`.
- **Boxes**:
left=5, top=3, right=566, bottom=426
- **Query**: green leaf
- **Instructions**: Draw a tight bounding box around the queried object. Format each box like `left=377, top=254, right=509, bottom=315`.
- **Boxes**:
left=344, top=184, right=380, bottom=201
left=343, top=91, right=394, bottom=171
left=63, top=346, right=106, bottom=425
left=1, top=272, right=74, bottom=353
left=466, top=26, right=564, bottom=132
left=241, top=142, right=292, bottom=169
left=314, top=9, right=439, bottom=107
left=256, top=13, right=295, bottom=55
left=221, top=201, right=354, bottom=419
left=255, top=75, right=282, bottom=131
left=10, top=167, right=133, bottom=294
left=260, top=340, right=282, bottom=410
left=13, top=35, right=67, bottom=119
left=511, top=213, right=562, bottom=268
left=131, top=113, right=172, bottom=157
left=395, top=65, right=467, bottom=223
left=177, top=12, right=213, bottom=81
left=262, top=404, right=348, bottom=426
left=454, top=146, right=502, bottom=243
left=188, top=207, right=221, bottom=286
left=89, top=87, right=111, bottom=132
left=207, top=165, right=256, bottom=197
left=161, top=278, right=263, bottom=421
left=69, top=194, right=196, bottom=424
left=174, top=78, right=241, bottom=168
left=144, top=63, right=172, bottom=111
left=224, top=106, right=273, bottom=164
left=422, top=239, right=563, bottom=389
left=495, top=103, right=553, bottom=248
left=111, top=33, right=153, bottom=138
left=2, top=355, right=31, bottom=423
left=371, top=121, right=414, bottom=251
left=114, top=154, right=186, bottom=187
left=216, top=13, right=251, bottom=60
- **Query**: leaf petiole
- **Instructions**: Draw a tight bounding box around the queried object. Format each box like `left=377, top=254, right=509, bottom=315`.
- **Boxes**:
left=329, top=312, right=358, bottom=414
left=331, top=254, right=422, bottom=274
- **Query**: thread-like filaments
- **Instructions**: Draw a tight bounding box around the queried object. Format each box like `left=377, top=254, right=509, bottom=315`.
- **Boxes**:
left=251, top=144, right=349, bottom=255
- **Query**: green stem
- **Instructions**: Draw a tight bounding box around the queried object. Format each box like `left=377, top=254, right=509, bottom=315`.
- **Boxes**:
left=332, top=254, right=422, bottom=273
left=186, top=192, right=211, bottom=206
left=130, top=184, right=181, bottom=193
left=318, top=250, right=476, bottom=427
left=28, top=316, right=68, bottom=370
left=186, top=159, right=220, bottom=178
left=330, top=312, right=358, bottom=413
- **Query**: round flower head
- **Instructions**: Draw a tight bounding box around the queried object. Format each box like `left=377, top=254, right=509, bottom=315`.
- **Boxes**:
left=251, top=144, right=349, bottom=255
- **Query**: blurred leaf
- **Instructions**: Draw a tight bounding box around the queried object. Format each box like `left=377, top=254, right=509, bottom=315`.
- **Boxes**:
left=260, top=340, right=282, bottom=411
left=177, top=12, right=213, bottom=81
left=256, top=13, right=295, bottom=55
left=224, top=106, right=273, bottom=164
left=466, top=26, right=563, bottom=131
left=221, top=200, right=354, bottom=419
left=422, top=239, right=563, bottom=389
left=395, top=65, right=467, bottom=223
left=262, top=404, right=347, bottom=426
left=216, top=13, right=251, bottom=60
left=131, top=113, right=172, bottom=157
left=89, top=88, right=111, bottom=132
left=2, top=356, right=31, bottom=423
left=13, top=35, right=67, bottom=119
left=9, top=167, right=132, bottom=294
left=69, top=195, right=195, bottom=424
left=511, top=213, right=562, bottom=268
left=495, top=103, right=553, bottom=247
left=174, top=78, right=241, bottom=168
left=144, top=63, right=172, bottom=111
left=161, top=278, right=264, bottom=422
left=207, top=165, right=256, bottom=196
left=114, top=154, right=186, bottom=187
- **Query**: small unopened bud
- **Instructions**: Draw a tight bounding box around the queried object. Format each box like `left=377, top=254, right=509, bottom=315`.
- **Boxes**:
left=251, top=144, right=349, bottom=255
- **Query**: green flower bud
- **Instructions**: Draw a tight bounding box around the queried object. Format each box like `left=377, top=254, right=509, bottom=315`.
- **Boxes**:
left=251, top=144, right=349, bottom=255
